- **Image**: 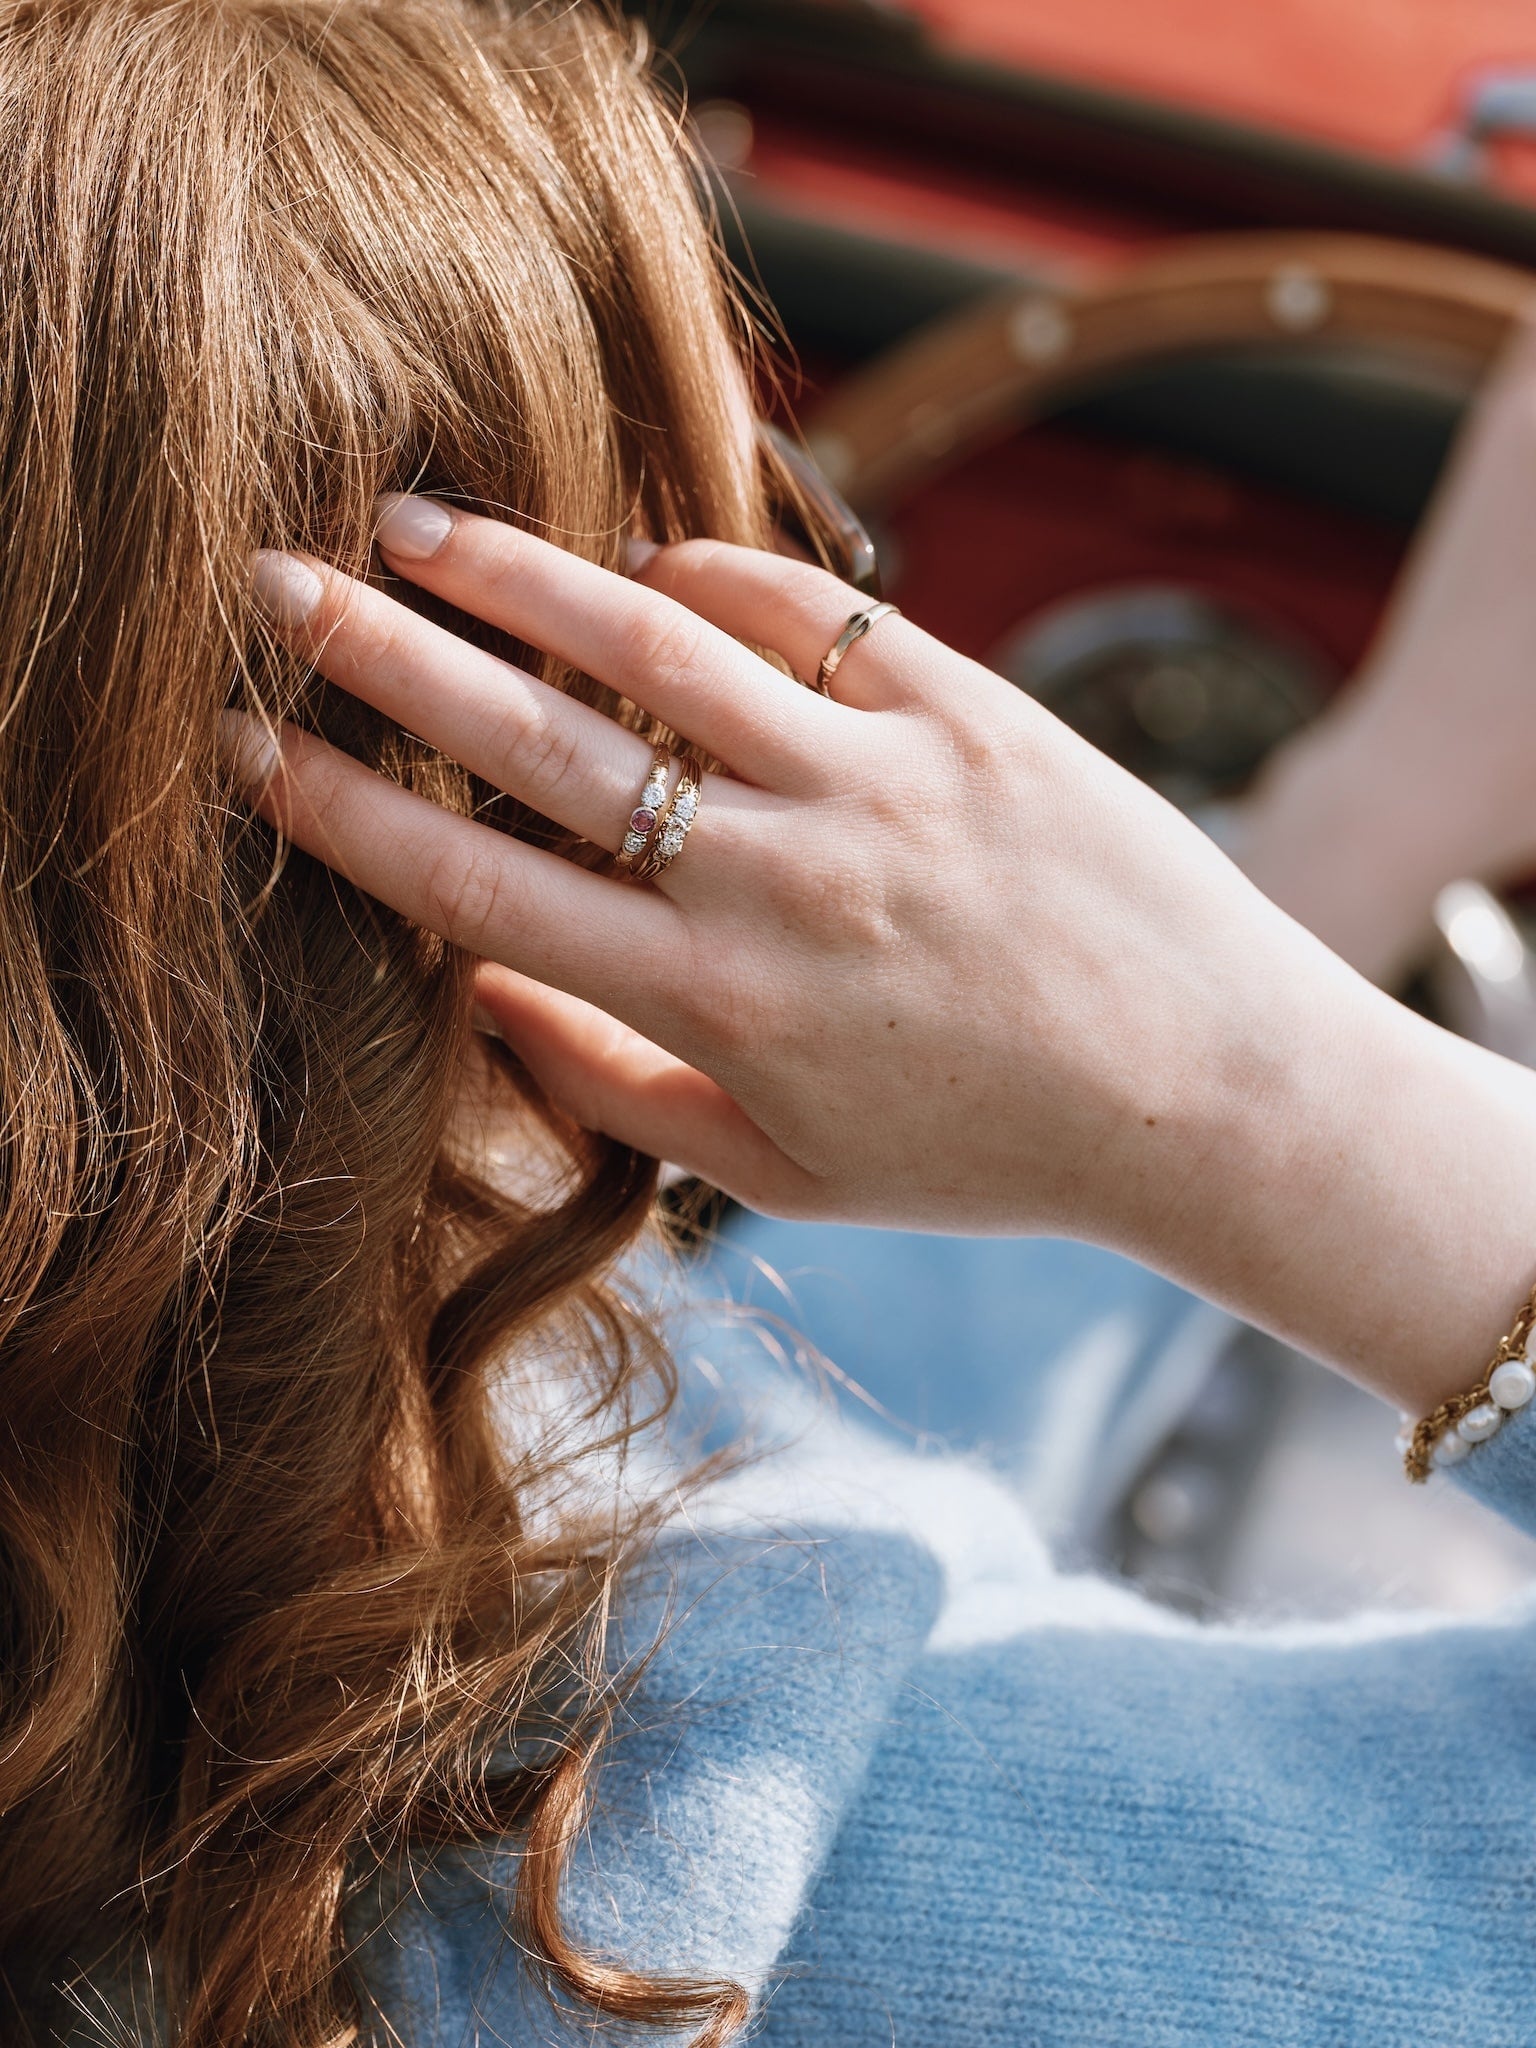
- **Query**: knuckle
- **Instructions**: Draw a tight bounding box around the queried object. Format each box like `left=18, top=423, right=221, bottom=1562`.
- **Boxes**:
left=499, top=700, right=583, bottom=808
left=297, top=744, right=349, bottom=811
left=617, top=602, right=709, bottom=697
left=778, top=557, right=851, bottom=614
left=656, top=536, right=734, bottom=582
left=277, top=744, right=344, bottom=833
left=862, top=771, right=910, bottom=834
left=753, top=838, right=893, bottom=954
left=814, top=868, right=892, bottom=951
left=941, top=708, right=1028, bottom=787
left=420, top=838, right=516, bottom=946
left=653, top=538, right=852, bottom=620
left=316, top=587, right=398, bottom=679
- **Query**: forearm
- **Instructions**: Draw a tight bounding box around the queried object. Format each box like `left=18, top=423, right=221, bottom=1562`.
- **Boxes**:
left=1111, top=913, right=1536, bottom=1415
left=273, top=492, right=1536, bottom=1415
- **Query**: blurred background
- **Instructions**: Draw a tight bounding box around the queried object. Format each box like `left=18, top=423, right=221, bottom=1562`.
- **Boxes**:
left=634, top=0, right=1536, bottom=1621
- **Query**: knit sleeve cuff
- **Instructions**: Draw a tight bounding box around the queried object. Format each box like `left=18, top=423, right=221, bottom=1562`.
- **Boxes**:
left=1447, top=1395, right=1536, bottom=1542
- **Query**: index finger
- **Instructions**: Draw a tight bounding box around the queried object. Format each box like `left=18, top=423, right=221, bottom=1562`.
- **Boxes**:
left=371, top=496, right=841, bottom=789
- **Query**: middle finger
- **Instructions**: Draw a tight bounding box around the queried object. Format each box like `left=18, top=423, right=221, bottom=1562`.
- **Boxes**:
left=252, top=550, right=677, bottom=856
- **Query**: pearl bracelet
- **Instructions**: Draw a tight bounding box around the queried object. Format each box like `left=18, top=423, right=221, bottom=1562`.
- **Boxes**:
left=1400, top=1278, right=1536, bottom=1482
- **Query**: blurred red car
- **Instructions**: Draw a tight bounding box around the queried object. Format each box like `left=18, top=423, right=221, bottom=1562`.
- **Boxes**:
left=645, top=0, right=1536, bottom=807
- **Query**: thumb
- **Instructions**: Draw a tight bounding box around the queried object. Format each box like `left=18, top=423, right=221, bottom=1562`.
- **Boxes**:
left=473, top=963, right=817, bottom=1216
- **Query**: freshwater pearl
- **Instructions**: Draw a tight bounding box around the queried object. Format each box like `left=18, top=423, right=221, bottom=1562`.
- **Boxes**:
left=1433, top=1429, right=1472, bottom=1467
left=1491, top=1359, right=1536, bottom=1411
left=1458, top=1403, right=1503, bottom=1444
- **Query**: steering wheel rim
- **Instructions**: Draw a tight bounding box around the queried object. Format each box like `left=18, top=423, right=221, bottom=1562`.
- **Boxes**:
left=805, top=231, right=1536, bottom=511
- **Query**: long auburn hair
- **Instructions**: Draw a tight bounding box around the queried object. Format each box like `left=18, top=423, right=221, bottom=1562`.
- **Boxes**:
left=0, top=1, right=763, bottom=2040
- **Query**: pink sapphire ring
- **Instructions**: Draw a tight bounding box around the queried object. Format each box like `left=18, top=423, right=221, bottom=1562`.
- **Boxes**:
left=632, top=749, right=704, bottom=883
left=616, top=742, right=675, bottom=871
left=814, top=600, right=901, bottom=695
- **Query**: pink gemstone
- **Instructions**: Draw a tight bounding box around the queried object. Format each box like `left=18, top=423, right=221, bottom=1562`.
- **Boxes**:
left=629, top=806, right=658, bottom=834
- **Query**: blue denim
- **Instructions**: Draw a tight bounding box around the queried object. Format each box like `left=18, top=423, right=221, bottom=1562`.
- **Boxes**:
left=340, top=1232, right=1536, bottom=2047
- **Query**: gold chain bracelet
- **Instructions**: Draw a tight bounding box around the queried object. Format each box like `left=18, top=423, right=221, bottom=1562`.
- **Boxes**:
left=1402, top=1278, right=1536, bottom=1483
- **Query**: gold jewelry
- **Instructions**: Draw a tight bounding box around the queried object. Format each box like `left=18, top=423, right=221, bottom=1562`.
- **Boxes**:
left=632, top=749, right=702, bottom=881
left=616, top=741, right=674, bottom=871
left=1402, top=1277, right=1536, bottom=1481
left=814, top=601, right=901, bottom=694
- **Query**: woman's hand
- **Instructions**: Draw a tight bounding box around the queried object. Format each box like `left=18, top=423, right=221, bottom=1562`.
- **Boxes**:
left=235, top=499, right=1329, bottom=1242
left=230, top=497, right=1536, bottom=1411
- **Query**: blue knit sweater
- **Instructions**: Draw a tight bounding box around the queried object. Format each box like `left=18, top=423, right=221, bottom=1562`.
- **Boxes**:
left=342, top=1231, right=1536, bottom=2048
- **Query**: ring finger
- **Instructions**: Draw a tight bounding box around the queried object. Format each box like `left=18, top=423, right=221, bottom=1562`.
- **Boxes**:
left=251, top=549, right=714, bottom=860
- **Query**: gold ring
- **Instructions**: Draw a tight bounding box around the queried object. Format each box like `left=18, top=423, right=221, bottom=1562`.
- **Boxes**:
left=814, top=601, right=901, bottom=694
left=616, top=741, right=674, bottom=871
left=633, top=749, right=702, bottom=882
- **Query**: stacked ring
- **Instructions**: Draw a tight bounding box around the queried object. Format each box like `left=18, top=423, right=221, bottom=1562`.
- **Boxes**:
left=633, top=749, right=703, bottom=882
left=616, top=742, right=674, bottom=871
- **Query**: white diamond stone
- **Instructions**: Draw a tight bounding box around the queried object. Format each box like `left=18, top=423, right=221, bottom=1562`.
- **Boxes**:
left=1491, top=1359, right=1536, bottom=1410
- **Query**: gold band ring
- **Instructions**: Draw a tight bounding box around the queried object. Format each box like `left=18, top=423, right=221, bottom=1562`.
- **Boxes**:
left=616, top=741, right=674, bottom=871
left=814, top=601, right=901, bottom=694
left=633, top=749, right=703, bottom=882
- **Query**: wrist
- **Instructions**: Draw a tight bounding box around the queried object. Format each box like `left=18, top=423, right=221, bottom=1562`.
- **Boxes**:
left=1112, top=922, right=1536, bottom=1412
left=1083, top=891, right=1370, bottom=1283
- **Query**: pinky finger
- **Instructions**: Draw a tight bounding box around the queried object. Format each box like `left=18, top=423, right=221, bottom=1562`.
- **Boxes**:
left=474, top=964, right=819, bottom=1217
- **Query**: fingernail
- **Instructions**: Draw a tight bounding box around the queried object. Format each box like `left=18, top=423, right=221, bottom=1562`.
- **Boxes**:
left=218, top=711, right=281, bottom=788
left=251, top=551, right=324, bottom=628
left=626, top=536, right=660, bottom=574
left=375, top=493, right=456, bottom=560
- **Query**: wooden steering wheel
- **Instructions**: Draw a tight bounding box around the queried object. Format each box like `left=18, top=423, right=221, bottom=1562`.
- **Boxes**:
left=804, top=231, right=1534, bottom=511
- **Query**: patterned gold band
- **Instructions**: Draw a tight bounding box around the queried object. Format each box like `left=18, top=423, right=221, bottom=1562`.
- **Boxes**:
left=632, top=749, right=703, bottom=882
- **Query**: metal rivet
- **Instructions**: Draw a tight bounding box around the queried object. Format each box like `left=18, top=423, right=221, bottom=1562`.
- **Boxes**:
left=1265, top=265, right=1332, bottom=332
left=1008, top=297, right=1074, bottom=365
